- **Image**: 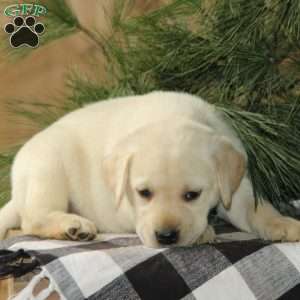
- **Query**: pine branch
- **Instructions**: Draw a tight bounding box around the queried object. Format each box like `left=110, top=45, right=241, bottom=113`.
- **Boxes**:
left=6, top=99, right=66, bottom=128
left=221, top=102, right=300, bottom=210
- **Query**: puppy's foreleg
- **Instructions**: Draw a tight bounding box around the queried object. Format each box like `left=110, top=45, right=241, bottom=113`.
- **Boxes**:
left=195, top=225, right=216, bottom=244
left=23, top=211, right=97, bottom=241
left=21, top=171, right=97, bottom=241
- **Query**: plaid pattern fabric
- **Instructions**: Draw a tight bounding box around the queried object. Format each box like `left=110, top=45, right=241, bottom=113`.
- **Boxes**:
left=1, top=225, right=300, bottom=300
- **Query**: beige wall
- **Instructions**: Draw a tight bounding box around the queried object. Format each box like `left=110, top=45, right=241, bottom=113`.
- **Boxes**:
left=0, top=0, right=165, bottom=151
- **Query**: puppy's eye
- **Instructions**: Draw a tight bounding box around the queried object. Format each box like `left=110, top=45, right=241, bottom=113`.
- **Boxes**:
left=183, top=191, right=201, bottom=202
left=138, top=189, right=153, bottom=199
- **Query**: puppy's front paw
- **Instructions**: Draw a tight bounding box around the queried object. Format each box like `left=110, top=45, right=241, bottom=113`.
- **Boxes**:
left=195, top=225, right=216, bottom=245
left=62, top=216, right=97, bottom=241
left=260, top=217, right=300, bottom=242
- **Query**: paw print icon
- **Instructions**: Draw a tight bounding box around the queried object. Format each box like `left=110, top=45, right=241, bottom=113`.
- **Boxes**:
left=4, top=16, right=45, bottom=48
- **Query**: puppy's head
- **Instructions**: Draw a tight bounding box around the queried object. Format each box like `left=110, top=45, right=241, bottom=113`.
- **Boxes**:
left=103, top=119, right=246, bottom=248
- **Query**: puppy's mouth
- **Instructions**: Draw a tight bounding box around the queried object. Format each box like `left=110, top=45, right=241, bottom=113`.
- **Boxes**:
left=137, top=225, right=204, bottom=248
left=138, top=232, right=199, bottom=248
left=149, top=237, right=198, bottom=248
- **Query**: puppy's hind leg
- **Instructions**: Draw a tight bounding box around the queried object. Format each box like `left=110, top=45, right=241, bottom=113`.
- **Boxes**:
left=218, top=178, right=300, bottom=242
left=21, top=168, right=97, bottom=241
left=248, top=201, right=300, bottom=242
left=0, top=201, right=20, bottom=239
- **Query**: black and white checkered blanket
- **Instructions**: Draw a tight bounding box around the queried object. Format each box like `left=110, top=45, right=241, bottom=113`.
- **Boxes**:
left=1, top=225, right=300, bottom=300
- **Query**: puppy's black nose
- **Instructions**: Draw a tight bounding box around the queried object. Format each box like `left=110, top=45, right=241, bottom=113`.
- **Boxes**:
left=155, top=229, right=179, bottom=245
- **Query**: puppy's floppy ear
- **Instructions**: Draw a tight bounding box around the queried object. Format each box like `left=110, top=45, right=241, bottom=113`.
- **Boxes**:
left=213, top=138, right=246, bottom=210
left=102, top=149, right=132, bottom=209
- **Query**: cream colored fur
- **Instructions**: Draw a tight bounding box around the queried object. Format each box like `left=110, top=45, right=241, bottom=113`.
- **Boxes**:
left=1, top=91, right=300, bottom=247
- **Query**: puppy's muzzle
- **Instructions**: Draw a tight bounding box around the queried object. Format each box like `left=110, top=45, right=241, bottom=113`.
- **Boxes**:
left=155, top=229, right=179, bottom=245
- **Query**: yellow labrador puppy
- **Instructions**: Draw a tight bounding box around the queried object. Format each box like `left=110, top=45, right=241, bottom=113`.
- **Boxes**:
left=0, top=91, right=300, bottom=247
